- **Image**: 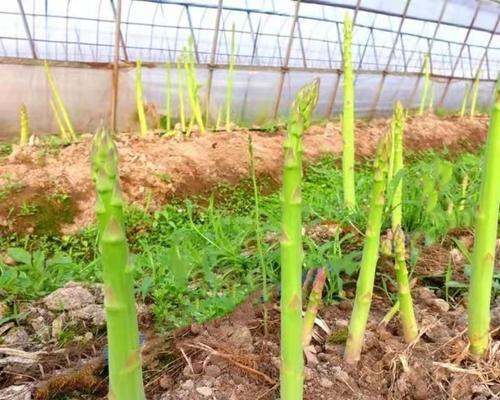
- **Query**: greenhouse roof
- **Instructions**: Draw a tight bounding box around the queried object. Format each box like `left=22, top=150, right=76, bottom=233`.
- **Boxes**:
left=1, top=0, right=498, bottom=82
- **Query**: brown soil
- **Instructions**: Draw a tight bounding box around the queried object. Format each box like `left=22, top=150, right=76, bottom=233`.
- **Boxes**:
left=0, top=114, right=488, bottom=235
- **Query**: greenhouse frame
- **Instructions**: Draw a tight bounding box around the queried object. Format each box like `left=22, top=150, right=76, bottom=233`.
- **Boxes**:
left=0, top=0, right=499, bottom=135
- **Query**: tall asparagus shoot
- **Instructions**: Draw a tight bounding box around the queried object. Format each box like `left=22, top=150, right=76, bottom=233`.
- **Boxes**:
left=392, top=102, right=405, bottom=230
left=428, top=83, right=434, bottom=113
left=302, top=268, right=327, bottom=347
left=280, top=79, right=319, bottom=400
left=470, top=73, right=480, bottom=120
left=165, top=62, right=172, bottom=132
left=460, top=84, right=470, bottom=117
left=418, top=55, right=430, bottom=116
left=183, top=40, right=206, bottom=134
left=393, top=227, right=418, bottom=343
left=50, top=99, right=69, bottom=141
left=177, top=59, right=186, bottom=132
left=248, top=134, right=268, bottom=335
left=135, top=59, right=148, bottom=137
left=91, top=129, right=145, bottom=399
left=467, top=87, right=500, bottom=357
left=342, top=14, right=356, bottom=210
left=44, top=61, right=76, bottom=141
left=225, top=23, right=236, bottom=132
left=344, top=133, right=391, bottom=364
left=19, top=104, right=29, bottom=147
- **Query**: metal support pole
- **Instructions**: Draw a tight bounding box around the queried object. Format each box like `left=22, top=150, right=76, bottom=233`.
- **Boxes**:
left=272, top=0, right=301, bottom=118
left=110, top=0, right=129, bottom=61
left=326, top=70, right=341, bottom=118
left=185, top=5, right=200, bottom=63
left=368, top=0, right=411, bottom=118
left=110, top=0, right=122, bottom=131
left=205, top=0, right=223, bottom=123
left=438, top=2, right=481, bottom=107
left=297, top=19, right=307, bottom=68
left=407, top=0, right=448, bottom=109
left=17, top=0, right=37, bottom=58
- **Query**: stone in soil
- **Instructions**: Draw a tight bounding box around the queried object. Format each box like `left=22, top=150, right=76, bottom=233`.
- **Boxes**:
left=196, top=386, right=213, bottom=397
left=43, top=282, right=95, bottom=311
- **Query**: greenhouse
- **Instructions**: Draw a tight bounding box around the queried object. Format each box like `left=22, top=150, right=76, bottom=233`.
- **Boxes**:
left=0, top=0, right=499, bottom=399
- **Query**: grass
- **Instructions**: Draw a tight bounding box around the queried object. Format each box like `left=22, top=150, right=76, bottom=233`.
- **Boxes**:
left=0, top=148, right=492, bottom=331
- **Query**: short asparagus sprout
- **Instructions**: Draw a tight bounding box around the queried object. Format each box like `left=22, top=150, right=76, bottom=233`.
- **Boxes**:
left=418, top=55, right=430, bottom=116
left=469, top=73, right=480, bottom=120
left=342, top=14, right=356, bottom=210
left=135, top=59, right=148, bottom=137
left=19, top=104, right=29, bottom=147
left=344, top=133, right=391, bottom=364
left=460, top=84, right=470, bottom=117
left=225, top=23, right=236, bottom=132
left=302, top=267, right=327, bottom=347
left=458, top=174, right=469, bottom=212
left=280, top=78, right=319, bottom=400
left=177, top=58, right=186, bottom=132
left=165, top=62, right=172, bottom=132
left=91, top=129, right=145, bottom=400
left=393, top=226, right=418, bottom=343
left=467, top=87, right=500, bottom=357
left=44, top=61, right=76, bottom=141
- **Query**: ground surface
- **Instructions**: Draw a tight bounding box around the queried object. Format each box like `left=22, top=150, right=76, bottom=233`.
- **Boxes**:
left=0, top=114, right=488, bottom=235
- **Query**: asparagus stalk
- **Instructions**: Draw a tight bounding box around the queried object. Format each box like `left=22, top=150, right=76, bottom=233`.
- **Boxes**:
left=225, top=23, right=236, bottom=132
left=44, top=61, right=76, bottom=141
left=302, top=267, right=327, bottom=347
left=393, top=227, right=418, bottom=343
left=135, top=59, right=148, bottom=137
left=342, top=14, right=356, bottom=210
left=183, top=40, right=206, bottom=133
left=91, top=130, right=145, bottom=400
left=392, top=102, right=405, bottom=231
left=344, top=133, right=391, bottom=364
left=418, top=55, right=430, bottom=116
left=165, top=62, right=172, bottom=132
left=460, top=84, right=470, bottom=117
left=470, top=73, right=480, bottom=120
left=280, top=79, right=319, bottom=400
left=248, top=133, right=268, bottom=335
left=428, top=83, right=434, bottom=113
left=387, top=119, right=395, bottom=190
left=467, top=87, right=500, bottom=357
left=19, top=104, right=29, bottom=146
left=177, top=58, right=186, bottom=132
left=50, top=99, right=69, bottom=141
left=458, top=174, right=469, bottom=212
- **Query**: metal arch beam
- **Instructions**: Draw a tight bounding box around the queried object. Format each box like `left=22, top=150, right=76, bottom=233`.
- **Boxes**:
left=297, top=18, right=307, bottom=68
left=185, top=5, right=200, bottom=63
left=407, top=0, right=448, bottom=109
left=205, top=0, right=224, bottom=123
left=16, top=0, right=37, bottom=59
left=368, top=0, right=411, bottom=119
left=438, top=1, right=481, bottom=107
left=272, top=0, right=302, bottom=118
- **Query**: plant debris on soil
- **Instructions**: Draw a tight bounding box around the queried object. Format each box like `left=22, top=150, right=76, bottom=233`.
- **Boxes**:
left=0, top=114, right=488, bottom=235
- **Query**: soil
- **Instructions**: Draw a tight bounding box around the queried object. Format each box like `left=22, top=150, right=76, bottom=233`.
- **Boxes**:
left=0, top=114, right=489, bottom=235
